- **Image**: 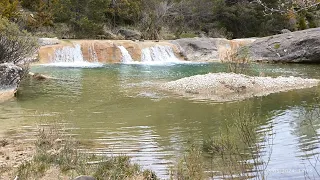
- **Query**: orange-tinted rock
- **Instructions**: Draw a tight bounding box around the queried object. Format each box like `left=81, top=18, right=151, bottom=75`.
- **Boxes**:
left=37, top=40, right=183, bottom=64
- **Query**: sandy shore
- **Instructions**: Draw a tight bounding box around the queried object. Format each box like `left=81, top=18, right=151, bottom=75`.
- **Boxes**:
left=161, top=73, right=320, bottom=102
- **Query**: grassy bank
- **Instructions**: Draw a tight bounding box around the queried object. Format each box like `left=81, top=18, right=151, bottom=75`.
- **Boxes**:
left=0, top=125, right=158, bottom=180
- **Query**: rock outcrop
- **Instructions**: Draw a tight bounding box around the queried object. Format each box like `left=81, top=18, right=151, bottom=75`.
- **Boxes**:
left=118, top=29, right=141, bottom=40
left=37, top=40, right=183, bottom=64
left=0, top=63, right=23, bottom=89
left=38, top=38, right=60, bottom=46
left=162, top=73, right=319, bottom=102
left=0, top=63, right=23, bottom=103
left=171, top=38, right=255, bottom=62
left=241, top=27, right=320, bottom=63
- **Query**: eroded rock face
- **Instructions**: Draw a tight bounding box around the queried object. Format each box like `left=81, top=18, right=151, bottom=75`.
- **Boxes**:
left=0, top=63, right=23, bottom=89
left=172, top=38, right=219, bottom=61
left=241, top=28, right=320, bottom=63
left=171, top=38, right=255, bottom=62
left=37, top=40, right=182, bottom=64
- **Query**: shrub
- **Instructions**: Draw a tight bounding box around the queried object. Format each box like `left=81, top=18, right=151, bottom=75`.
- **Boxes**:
left=0, top=17, right=38, bottom=65
left=0, top=0, right=20, bottom=20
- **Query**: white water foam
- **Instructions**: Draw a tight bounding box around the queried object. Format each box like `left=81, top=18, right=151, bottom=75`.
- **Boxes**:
left=118, top=46, right=134, bottom=63
left=141, top=46, right=181, bottom=64
left=45, top=44, right=103, bottom=68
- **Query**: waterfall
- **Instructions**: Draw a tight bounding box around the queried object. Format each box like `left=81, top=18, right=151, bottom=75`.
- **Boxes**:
left=88, top=45, right=99, bottom=62
left=47, top=44, right=102, bottom=67
left=141, top=45, right=180, bottom=63
left=118, top=46, right=134, bottom=63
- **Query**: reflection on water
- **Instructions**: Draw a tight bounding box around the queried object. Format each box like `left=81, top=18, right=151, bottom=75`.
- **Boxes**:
left=0, top=63, right=320, bottom=179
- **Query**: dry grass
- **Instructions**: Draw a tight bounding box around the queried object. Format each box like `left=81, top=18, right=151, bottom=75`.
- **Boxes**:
left=9, top=125, right=159, bottom=180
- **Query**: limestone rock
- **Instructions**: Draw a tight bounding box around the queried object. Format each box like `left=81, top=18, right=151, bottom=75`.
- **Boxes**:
left=118, top=29, right=141, bottom=40
left=38, top=38, right=60, bottom=46
left=172, top=38, right=255, bottom=62
left=240, top=27, right=320, bottom=63
left=171, top=38, right=220, bottom=61
left=0, top=63, right=23, bottom=89
left=281, top=29, right=291, bottom=34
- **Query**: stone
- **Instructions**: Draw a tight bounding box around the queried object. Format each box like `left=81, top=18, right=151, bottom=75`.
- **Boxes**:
left=171, top=38, right=220, bottom=61
left=118, top=29, right=141, bottom=40
left=73, top=175, right=96, bottom=180
left=38, top=38, right=60, bottom=46
left=281, top=29, right=291, bottom=34
left=240, top=27, right=320, bottom=63
left=171, top=38, right=255, bottom=62
left=0, top=63, right=23, bottom=90
left=102, top=27, right=118, bottom=40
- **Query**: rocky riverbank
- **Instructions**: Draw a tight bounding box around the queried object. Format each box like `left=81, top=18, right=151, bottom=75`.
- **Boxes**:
left=239, top=27, right=320, bottom=63
left=162, top=73, right=320, bottom=102
left=0, top=63, right=23, bottom=103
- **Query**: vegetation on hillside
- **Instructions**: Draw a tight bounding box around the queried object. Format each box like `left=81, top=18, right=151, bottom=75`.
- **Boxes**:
left=0, top=0, right=319, bottom=39
left=0, top=17, right=38, bottom=65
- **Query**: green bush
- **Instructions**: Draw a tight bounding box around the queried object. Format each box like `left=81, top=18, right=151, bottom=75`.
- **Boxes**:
left=0, top=17, right=38, bottom=64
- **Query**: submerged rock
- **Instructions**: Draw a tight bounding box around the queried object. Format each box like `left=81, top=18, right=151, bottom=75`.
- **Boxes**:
left=162, top=73, right=319, bottom=102
left=240, top=27, right=320, bottom=63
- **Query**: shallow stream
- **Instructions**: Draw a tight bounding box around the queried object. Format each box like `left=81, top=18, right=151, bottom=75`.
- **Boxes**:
left=1, top=63, right=320, bottom=179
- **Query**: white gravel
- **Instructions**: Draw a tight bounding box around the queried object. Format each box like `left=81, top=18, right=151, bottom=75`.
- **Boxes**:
left=162, top=73, right=320, bottom=102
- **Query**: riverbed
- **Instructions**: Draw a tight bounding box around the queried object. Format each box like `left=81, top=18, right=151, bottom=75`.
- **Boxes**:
left=1, top=62, right=320, bottom=179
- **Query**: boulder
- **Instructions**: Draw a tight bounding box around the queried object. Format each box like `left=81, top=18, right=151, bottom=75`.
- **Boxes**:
left=0, top=63, right=23, bottom=89
left=240, top=28, right=320, bottom=63
left=171, top=38, right=220, bottom=61
left=38, top=38, right=60, bottom=46
left=118, top=29, right=141, bottom=40
left=171, top=38, right=255, bottom=62
left=281, top=29, right=291, bottom=34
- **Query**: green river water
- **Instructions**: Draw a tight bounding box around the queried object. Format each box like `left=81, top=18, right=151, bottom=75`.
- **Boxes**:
left=1, top=62, right=320, bottom=179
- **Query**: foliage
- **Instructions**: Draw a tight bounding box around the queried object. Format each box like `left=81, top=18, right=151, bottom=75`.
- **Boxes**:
left=17, top=124, right=156, bottom=180
left=15, top=0, right=320, bottom=39
left=0, top=17, right=38, bottom=64
left=0, top=0, right=20, bottom=20
left=170, top=143, right=206, bottom=180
